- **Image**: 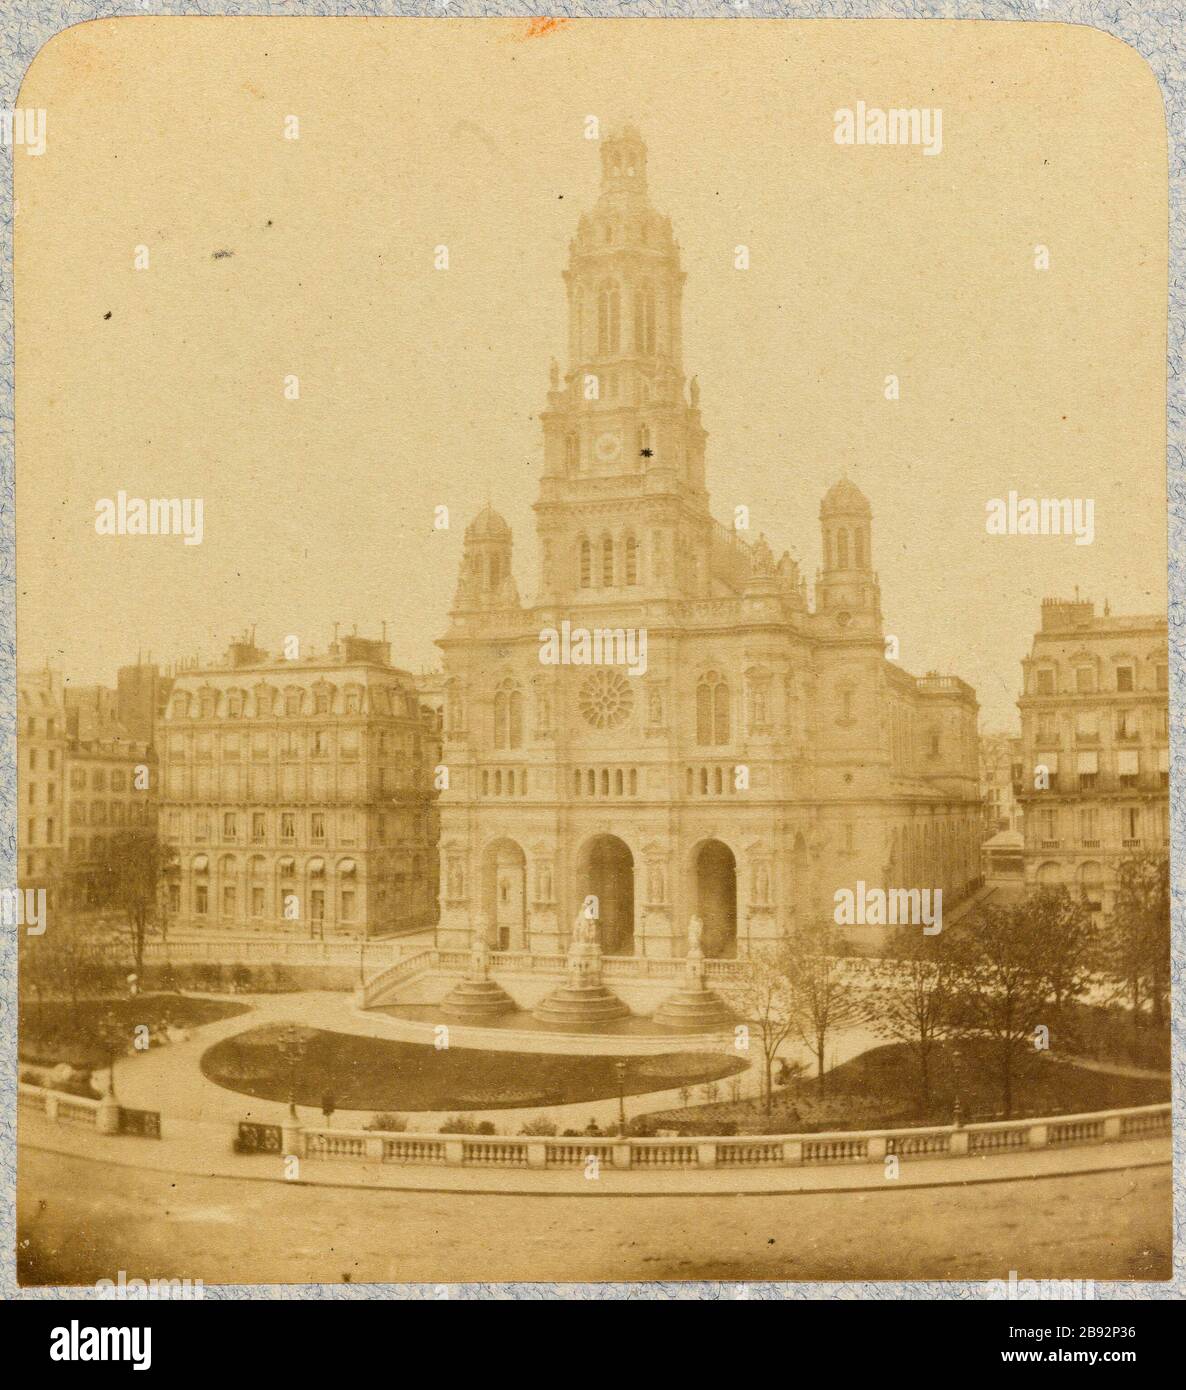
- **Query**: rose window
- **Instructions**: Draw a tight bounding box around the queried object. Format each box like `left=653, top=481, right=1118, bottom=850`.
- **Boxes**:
left=579, top=670, right=634, bottom=729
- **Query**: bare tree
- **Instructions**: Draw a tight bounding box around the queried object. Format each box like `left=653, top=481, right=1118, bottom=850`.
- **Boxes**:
left=786, top=918, right=864, bottom=1098
left=722, top=940, right=797, bottom=1113
left=863, top=927, right=957, bottom=1116
left=948, top=906, right=1049, bottom=1119
left=1101, top=851, right=1170, bottom=1028
left=95, top=830, right=169, bottom=978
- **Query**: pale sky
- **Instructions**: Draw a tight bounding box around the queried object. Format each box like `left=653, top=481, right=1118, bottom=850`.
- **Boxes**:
left=16, top=17, right=1168, bottom=730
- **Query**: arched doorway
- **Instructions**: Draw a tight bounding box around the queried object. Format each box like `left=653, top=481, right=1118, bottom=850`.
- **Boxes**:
left=481, top=839, right=526, bottom=951
left=576, top=835, right=635, bottom=955
left=694, top=840, right=737, bottom=958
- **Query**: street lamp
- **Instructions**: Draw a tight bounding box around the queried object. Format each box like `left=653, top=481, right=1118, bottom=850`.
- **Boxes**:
left=615, top=1058, right=628, bottom=1137
left=278, top=1024, right=308, bottom=1121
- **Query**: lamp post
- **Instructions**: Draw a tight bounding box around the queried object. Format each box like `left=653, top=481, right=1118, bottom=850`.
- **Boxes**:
left=278, top=1024, right=307, bottom=1121
left=615, top=1058, right=628, bottom=1137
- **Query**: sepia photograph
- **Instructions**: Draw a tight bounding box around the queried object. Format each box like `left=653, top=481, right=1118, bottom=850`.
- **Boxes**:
left=2, top=5, right=1180, bottom=1328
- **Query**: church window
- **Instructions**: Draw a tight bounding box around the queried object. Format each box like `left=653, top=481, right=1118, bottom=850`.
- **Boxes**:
left=837, top=529, right=849, bottom=569
left=597, top=280, right=620, bottom=355
left=625, top=534, right=639, bottom=585
left=488, top=551, right=501, bottom=588
left=854, top=527, right=866, bottom=568
left=494, top=680, right=523, bottom=749
left=634, top=284, right=656, bottom=355
left=601, top=535, right=614, bottom=587
left=579, top=537, right=592, bottom=588
left=696, top=672, right=730, bottom=745
left=565, top=433, right=579, bottom=471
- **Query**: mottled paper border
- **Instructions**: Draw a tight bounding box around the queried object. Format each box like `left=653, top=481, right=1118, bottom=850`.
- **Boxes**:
left=1, top=0, right=1181, bottom=1303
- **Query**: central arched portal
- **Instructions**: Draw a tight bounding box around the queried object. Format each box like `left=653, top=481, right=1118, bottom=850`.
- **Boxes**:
left=576, top=835, right=635, bottom=955
left=694, top=840, right=737, bottom=959
left=480, top=838, right=527, bottom=951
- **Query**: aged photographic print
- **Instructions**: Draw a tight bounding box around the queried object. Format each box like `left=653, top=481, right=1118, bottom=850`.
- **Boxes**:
left=9, top=15, right=1174, bottom=1294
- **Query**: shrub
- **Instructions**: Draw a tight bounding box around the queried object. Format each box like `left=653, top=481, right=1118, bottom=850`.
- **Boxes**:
left=269, top=964, right=298, bottom=993
left=475, top=1121, right=496, bottom=1136
left=364, top=1113, right=408, bottom=1133
left=439, top=1115, right=478, bottom=1134
left=519, top=1115, right=559, bottom=1136
left=230, top=963, right=253, bottom=993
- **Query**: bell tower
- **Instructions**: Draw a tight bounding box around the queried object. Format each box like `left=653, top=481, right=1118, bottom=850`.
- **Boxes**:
left=816, top=478, right=881, bottom=632
left=536, top=126, right=711, bottom=605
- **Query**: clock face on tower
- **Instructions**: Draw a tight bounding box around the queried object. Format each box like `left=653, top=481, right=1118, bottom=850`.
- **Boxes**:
left=594, top=430, right=622, bottom=463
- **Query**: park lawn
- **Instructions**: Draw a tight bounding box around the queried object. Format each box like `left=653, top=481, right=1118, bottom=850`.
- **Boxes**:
left=19, top=994, right=251, bottom=1070
left=1057, top=1002, right=1170, bottom=1072
left=640, top=1040, right=1170, bottom=1137
left=201, top=1022, right=746, bottom=1112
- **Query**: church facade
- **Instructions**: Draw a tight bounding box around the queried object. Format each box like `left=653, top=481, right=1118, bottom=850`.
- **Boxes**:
left=436, top=127, right=981, bottom=960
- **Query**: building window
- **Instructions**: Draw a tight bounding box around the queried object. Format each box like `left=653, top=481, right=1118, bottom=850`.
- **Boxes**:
left=280, top=813, right=295, bottom=843
left=311, top=813, right=326, bottom=843
left=696, top=673, right=730, bottom=746
left=222, top=885, right=236, bottom=918
left=251, top=886, right=265, bottom=918
left=565, top=433, right=579, bottom=471
left=251, top=812, right=266, bottom=843
left=579, top=537, right=592, bottom=588
left=312, top=729, right=331, bottom=757
left=1074, top=666, right=1095, bottom=693
left=1115, top=709, right=1139, bottom=741
left=169, top=882, right=181, bottom=913
left=194, top=811, right=210, bottom=842
left=597, top=279, right=620, bottom=355
left=634, top=283, right=656, bottom=354
left=494, top=681, right=523, bottom=750
left=1155, top=662, right=1168, bottom=692
left=223, top=812, right=238, bottom=842
left=227, top=690, right=244, bottom=717
left=601, top=536, right=614, bottom=587
left=315, top=689, right=331, bottom=715
left=624, top=534, right=639, bottom=585
left=1035, top=669, right=1056, bottom=696
left=1117, top=749, right=1140, bottom=789
left=194, top=884, right=208, bottom=915
left=1116, top=665, right=1134, bottom=692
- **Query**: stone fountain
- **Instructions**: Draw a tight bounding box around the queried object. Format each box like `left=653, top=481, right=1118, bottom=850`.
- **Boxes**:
left=653, top=916, right=734, bottom=1029
left=438, top=913, right=516, bottom=1020
left=533, top=908, right=630, bottom=1025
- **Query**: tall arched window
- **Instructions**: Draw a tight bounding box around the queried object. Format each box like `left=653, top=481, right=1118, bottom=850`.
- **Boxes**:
left=634, top=283, right=656, bottom=355
left=579, top=537, right=592, bottom=588
left=493, top=679, right=523, bottom=749
left=597, top=280, right=620, bottom=355
left=601, top=535, right=614, bottom=587
left=488, top=551, right=501, bottom=588
left=836, top=528, right=849, bottom=569
left=696, top=672, right=730, bottom=745
left=854, top=527, right=866, bottom=568
left=565, top=433, right=580, bottom=472
left=624, top=534, right=639, bottom=585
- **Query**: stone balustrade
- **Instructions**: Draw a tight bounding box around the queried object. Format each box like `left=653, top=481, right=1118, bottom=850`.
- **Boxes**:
left=288, top=1102, right=1170, bottom=1171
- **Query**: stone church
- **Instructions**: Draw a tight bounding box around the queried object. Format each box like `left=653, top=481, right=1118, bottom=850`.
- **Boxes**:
left=436, top=126, right=981, bottom=960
